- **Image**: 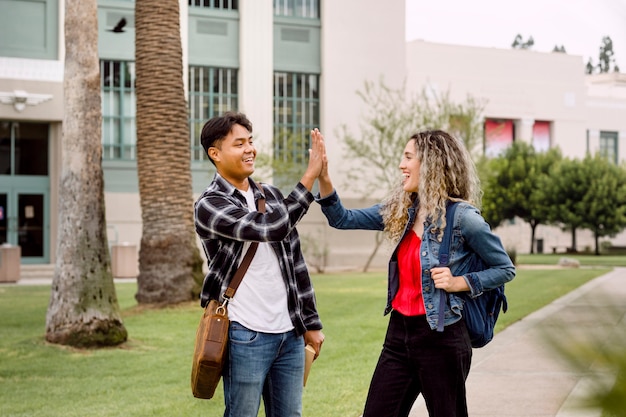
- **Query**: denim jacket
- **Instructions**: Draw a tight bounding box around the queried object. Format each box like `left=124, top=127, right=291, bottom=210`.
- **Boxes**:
left=316, top=190, right=515, bottom=330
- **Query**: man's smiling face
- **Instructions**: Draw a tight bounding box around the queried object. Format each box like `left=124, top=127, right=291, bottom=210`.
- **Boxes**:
left=209, top=123, right=256, bottom=190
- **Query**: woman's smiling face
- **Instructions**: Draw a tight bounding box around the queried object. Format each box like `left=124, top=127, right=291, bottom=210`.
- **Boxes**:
left=399, top=139, right=420, bottom=193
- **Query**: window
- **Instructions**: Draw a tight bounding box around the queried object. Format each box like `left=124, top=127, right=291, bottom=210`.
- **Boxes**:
left=101, top=60, right=137, bottom=160
left=0, top=0, right=58, bottom=59
left=484, top=119, right=514, bottom=157
left=188, top=66, right=238, bottom=161
left=600, top=131, right=618, bottom=164
left=274, top=0, right=319, bottom=18
left=532, top=121, right=551, bottom=152
left=0, top=122, right=49, bottom=176
left=189, top=0, right=238, bottom=9
left=273, top=72, right=319, bottom=168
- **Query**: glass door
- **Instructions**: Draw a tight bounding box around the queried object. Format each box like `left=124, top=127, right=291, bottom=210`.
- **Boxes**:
left=0, top=188, right=48, bottom=263
left=17, top=193, right=45, bottom=258
left=0, top=121, right=50, bottom=263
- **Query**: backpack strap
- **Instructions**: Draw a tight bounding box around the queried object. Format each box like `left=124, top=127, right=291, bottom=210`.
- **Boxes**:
left=436, top=202, right=458, bottom=332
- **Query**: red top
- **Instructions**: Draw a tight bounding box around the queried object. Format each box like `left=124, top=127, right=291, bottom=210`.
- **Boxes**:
left=391, top=230, right=426, bottom=316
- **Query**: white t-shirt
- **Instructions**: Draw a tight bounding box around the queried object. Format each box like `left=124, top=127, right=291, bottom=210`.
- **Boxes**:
left=227, top=187, right=294, bottom=333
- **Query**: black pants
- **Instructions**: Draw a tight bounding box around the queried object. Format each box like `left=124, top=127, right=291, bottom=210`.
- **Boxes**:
left=362, top=311, right=472, bottom=417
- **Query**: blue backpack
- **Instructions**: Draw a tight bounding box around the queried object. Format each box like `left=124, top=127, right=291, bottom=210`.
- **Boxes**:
left=436, top=202, right=508, bottom=348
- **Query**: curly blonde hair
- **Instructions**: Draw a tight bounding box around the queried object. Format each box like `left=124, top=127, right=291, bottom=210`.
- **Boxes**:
left=380, top=130, right=482, bottom=243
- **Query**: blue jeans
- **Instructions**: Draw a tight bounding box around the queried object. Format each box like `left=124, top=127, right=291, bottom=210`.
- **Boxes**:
left=362, top=311, right=472, bottom=417
left=223, top=321, right=304, bottom=417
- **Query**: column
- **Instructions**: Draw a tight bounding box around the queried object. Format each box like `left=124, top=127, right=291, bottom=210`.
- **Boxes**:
left=239, top=0, right=273, bottom=156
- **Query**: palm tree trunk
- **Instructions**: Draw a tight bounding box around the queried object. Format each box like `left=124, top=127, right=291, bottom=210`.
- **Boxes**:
left=45, top=0, right=127, bottom=347
left=135, top=0, right=204, bottom=304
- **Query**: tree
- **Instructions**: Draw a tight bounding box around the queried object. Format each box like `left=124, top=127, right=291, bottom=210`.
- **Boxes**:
left=585, top=58, right=595, bottom=75
left=45, top=0, right=127, bottom=347
left=511, top=34, right=534, bottom=50
left=338, top=79, right=486, bottom=270
left=134, top=0, right=204, bottom=304
left=542, top=157, right=588, bottom=251
left=482, top=142, right=562, bottom=253
left=585, top=36, right=620, bottom=75
left=552, top=45, right=566, bottom=53
left=511, top=34, right=522, bottom=48
left=597, top=36, right=618, bottom=73
left=579, top=155, right=626, bottom=255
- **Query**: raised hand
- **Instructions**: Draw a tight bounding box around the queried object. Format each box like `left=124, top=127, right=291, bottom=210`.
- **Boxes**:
left=300, top=128, right=326, bottom=191
left=314, top=130, right=334, bottom=198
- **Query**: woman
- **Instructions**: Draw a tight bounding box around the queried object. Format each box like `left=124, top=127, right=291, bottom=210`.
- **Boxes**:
left=316, top=129, right=515, bottom=417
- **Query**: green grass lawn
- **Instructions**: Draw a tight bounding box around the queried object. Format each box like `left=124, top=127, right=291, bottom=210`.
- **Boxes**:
left=0, top=266, right=610, bottom=417
left=517, top=253, right=626, bottom=267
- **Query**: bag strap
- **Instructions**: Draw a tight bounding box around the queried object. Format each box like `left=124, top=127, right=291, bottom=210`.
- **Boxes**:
left=222, top=185, right=266, bottom=302
left=436, top=202, right=458, bottom=332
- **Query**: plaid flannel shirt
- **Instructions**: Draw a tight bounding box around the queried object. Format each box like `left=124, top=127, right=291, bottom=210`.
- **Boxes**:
left=194, top=173, right=322, bottom=335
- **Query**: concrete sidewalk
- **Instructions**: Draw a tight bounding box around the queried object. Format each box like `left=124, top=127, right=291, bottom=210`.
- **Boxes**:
left=409, top=267, right=626, bottom=417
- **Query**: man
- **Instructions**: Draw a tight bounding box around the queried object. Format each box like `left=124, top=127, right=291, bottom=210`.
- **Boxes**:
left=194, top=111, right=325, bottom=417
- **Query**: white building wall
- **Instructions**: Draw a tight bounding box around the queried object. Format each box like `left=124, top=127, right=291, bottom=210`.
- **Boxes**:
left=585, top=73, right=626, bottom=160
left=292, top=0, right=407, bottom=271
left=320, top=0, right=406, bottom=201
left=405, top=40, right=591, bottom=158
left=104, top=193, right=142, bottom=246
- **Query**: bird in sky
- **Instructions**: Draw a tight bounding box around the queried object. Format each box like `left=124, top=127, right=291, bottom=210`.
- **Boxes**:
left=108, top=17, right=127, bottom=33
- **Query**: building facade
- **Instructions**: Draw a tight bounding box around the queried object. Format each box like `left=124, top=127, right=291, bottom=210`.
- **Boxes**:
left=0, top=0, right=624, bottom=271
left=0, top=0, right=405, bottom=268
left=404, top=40, right=626, bottom=258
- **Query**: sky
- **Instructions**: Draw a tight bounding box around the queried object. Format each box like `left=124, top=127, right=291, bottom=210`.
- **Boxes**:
left=405, top=0, right=626, bottom=68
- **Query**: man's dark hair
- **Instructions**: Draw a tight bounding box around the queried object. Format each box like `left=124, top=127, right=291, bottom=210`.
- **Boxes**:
left=200, top=111, right=253, bottom=165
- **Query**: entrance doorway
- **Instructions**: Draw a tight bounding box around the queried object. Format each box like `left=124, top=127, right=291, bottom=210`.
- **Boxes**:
left=0, top=121, right=50, bottom=264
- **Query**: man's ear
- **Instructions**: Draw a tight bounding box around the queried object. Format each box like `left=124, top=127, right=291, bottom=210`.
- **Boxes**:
left=207, top=147, right=219, bottom=163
